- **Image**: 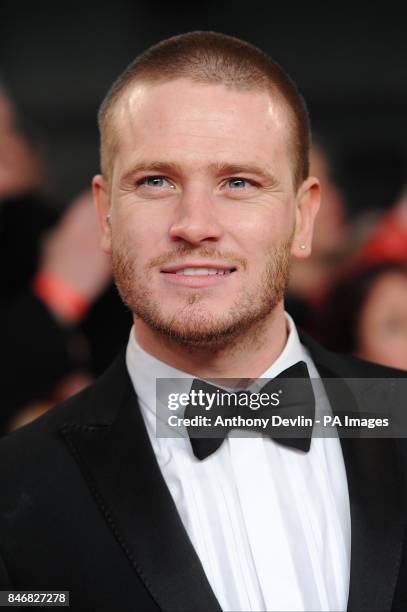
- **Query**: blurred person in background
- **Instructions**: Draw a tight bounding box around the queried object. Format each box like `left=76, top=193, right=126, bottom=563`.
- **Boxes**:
left=321, top=262, right=407, bottom=371
left=320, top=184, right=407, bottom=370
left=0, top=85, right=130, bottom=432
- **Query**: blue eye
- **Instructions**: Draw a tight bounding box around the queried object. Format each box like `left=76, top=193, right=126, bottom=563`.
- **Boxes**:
left=228, top=178, right=247, bottom=189
left=135, top=175, right=176, bottom=197
left=145, top=176, right=166, bottom=187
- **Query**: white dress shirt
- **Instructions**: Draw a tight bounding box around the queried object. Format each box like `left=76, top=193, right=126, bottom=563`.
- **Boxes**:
left=126, top=314, right=351, bottom=612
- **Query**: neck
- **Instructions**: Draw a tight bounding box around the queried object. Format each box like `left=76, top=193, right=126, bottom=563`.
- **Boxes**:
left=133, top=303, right=289, bottom=379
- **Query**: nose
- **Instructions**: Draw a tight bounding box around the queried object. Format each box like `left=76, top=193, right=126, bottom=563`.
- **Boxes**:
left=169, top=184, right=223, bottom=245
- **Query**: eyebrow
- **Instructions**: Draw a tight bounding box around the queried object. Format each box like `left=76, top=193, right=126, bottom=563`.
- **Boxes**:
left=119, top=161, right=181, bottom=187
left=120, top=160, right=278, bottom=186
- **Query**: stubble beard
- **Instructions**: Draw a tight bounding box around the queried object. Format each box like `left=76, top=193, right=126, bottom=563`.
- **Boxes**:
left=112, top=242, right=292, bottom=352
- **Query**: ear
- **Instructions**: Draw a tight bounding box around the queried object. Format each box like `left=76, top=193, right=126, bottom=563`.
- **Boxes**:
left=92, top=174, right=112, bottom=255
left=291, top=176, right=321, bottom=259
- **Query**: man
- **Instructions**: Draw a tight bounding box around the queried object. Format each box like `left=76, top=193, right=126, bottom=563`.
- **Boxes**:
left=0, top=32, right=406, bottom=611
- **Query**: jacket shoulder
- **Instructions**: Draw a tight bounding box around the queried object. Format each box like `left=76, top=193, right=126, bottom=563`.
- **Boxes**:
left=0, top=349, right=129, bottom=473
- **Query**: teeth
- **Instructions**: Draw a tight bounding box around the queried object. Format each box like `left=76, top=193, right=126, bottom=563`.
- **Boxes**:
left=175, top=268, right=230, bottom=276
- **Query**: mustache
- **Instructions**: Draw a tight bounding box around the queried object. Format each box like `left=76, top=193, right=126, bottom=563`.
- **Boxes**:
left=147, top=246, right=247, bottom=271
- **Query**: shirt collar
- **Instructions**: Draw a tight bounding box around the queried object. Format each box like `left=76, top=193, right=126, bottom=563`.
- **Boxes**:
left=126, top=312, right=310, bottom=415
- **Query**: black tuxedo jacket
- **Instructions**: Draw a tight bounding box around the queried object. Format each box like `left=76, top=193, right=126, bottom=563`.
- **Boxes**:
left=1, top=333, right=407, bottom=611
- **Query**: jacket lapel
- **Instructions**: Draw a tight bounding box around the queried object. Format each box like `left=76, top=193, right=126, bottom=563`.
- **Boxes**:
left=301, top=332, right=406, bottom=612
left=59, top=353, right=221, bottom=612
left=59, top=337, right=406, bottom=612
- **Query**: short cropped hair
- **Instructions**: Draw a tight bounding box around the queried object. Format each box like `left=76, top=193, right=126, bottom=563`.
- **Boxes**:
left=98, top=31, right=310, bottom=187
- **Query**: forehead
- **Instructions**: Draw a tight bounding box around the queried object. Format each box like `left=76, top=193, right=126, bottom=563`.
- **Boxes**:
left=110, top=78, right=291, bottom=178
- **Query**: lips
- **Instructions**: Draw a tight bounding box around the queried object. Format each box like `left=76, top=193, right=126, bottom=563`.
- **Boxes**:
left=172, top=268, right=233, bottom=276
left=160, top=262, right=237, bottom=287
left=161, top=263, right=236, bottom=275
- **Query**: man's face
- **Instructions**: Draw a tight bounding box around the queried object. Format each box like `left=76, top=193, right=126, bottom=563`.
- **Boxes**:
left=94, top=78, right=319, bottom=348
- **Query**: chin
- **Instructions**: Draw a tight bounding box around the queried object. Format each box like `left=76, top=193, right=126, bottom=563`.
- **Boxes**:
left=136, top=303, right=230, bottom=342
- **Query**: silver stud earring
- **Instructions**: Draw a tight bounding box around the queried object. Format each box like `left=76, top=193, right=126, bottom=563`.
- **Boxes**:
left=299, top=244, right=306, bottom=250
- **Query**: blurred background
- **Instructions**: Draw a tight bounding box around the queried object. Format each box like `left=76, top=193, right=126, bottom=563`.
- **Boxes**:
left=1, top=1, right=406, bottom=430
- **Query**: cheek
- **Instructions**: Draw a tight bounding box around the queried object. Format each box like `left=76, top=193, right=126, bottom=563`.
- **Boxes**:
left=231, top=204, right=292, bottom=250
left=115, top=207, right=165, bottom=254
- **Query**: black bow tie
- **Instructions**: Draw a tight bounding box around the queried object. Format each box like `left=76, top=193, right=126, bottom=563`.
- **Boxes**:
left=185, top=361, right=315, bottom=460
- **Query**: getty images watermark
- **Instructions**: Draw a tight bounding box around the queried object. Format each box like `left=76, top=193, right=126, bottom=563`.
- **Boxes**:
left=155, top=377, right=407, bottom=439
